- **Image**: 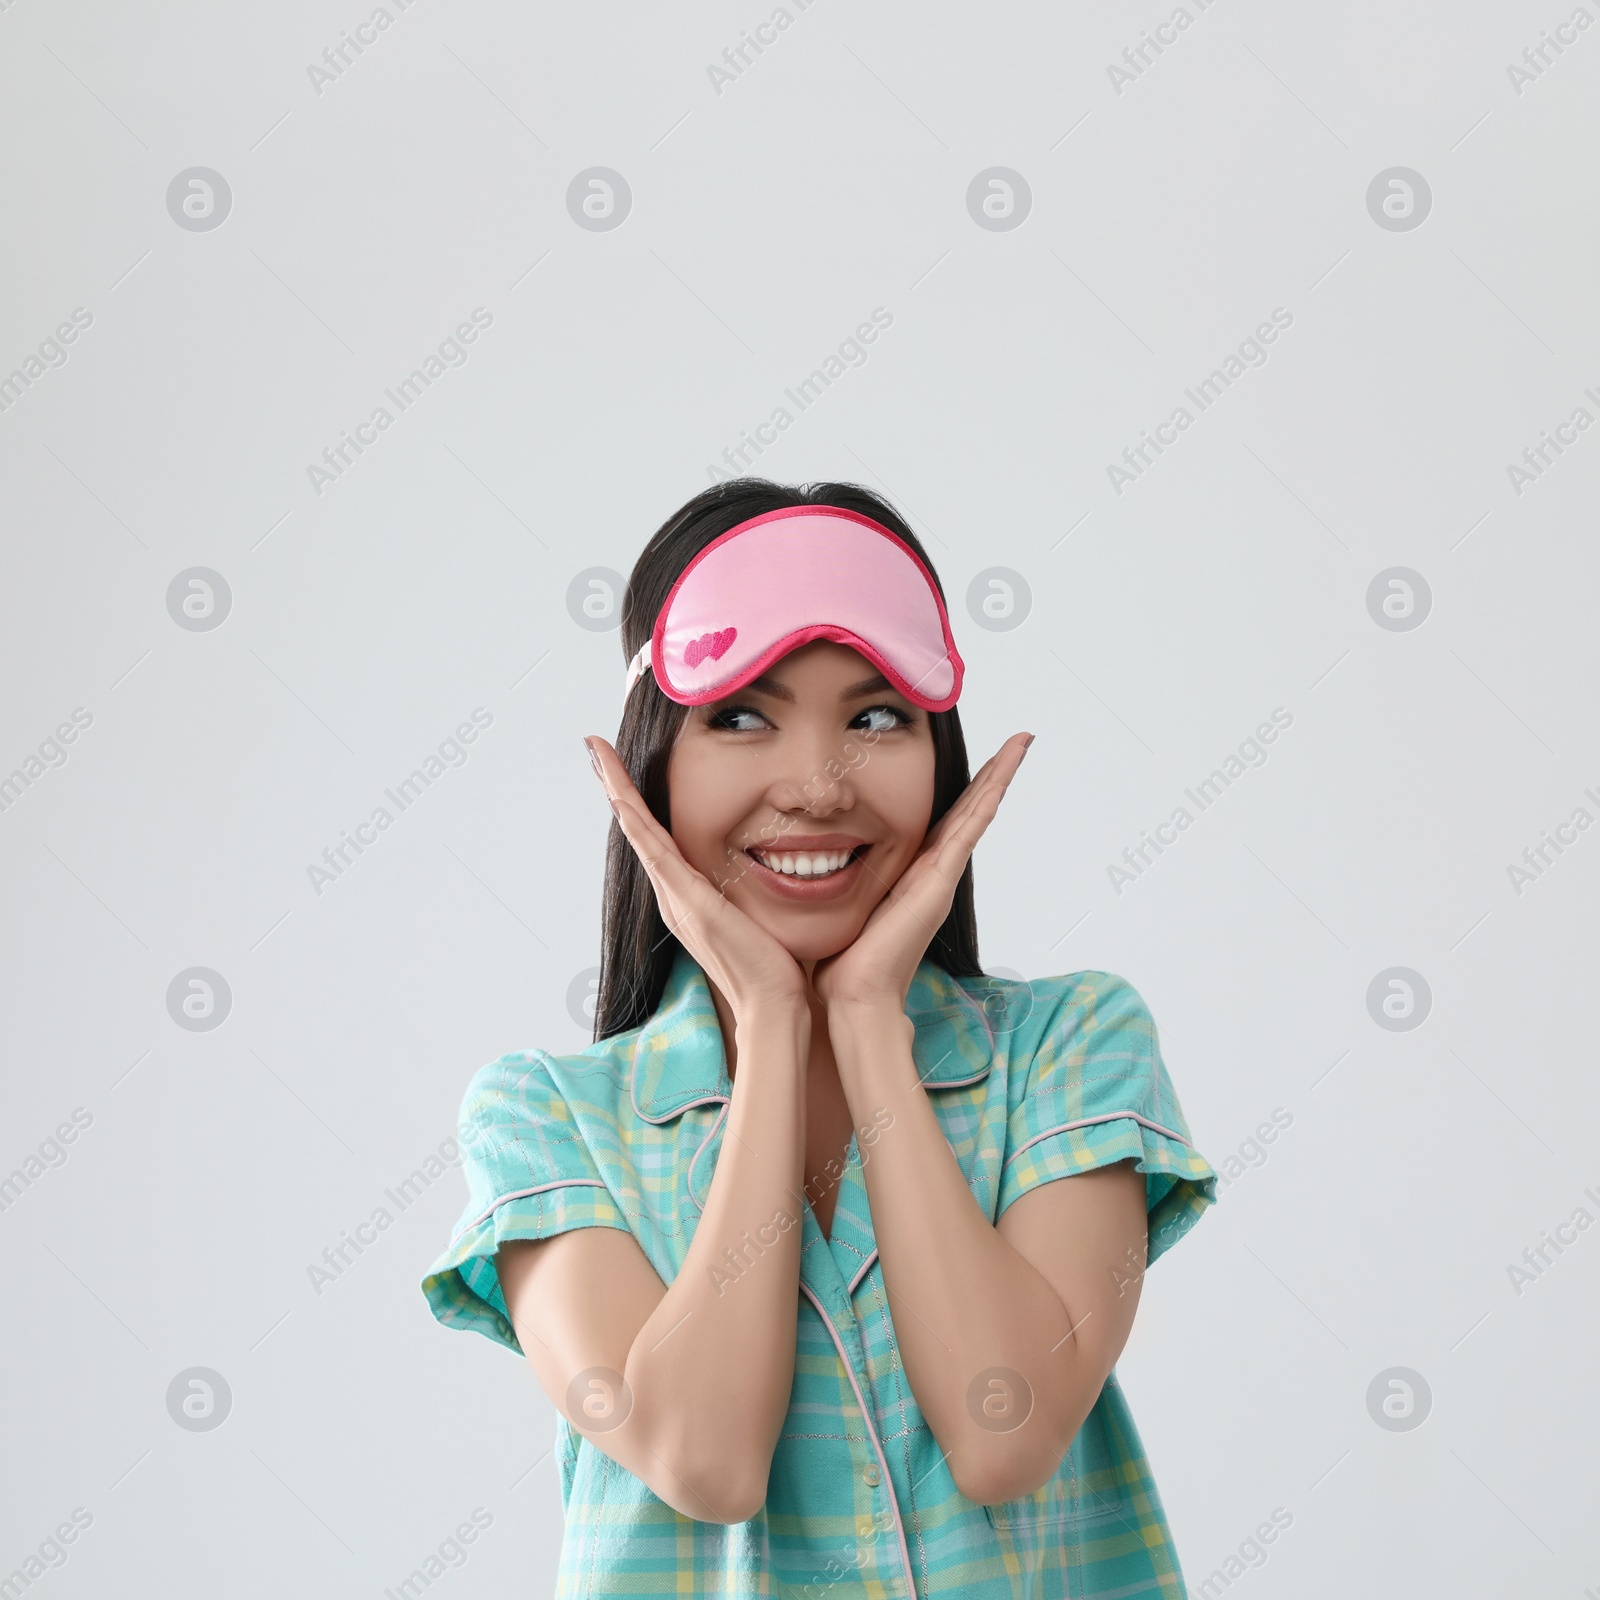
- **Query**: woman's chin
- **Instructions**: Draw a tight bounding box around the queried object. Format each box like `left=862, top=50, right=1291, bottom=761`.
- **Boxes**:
left=768, top=920, right=866, bottom=967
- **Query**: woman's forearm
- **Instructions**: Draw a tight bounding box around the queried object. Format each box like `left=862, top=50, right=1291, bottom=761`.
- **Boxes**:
left=829, top=1003, right=1093, bottom=1505
left=624, top=1000, right=810, bottom=1522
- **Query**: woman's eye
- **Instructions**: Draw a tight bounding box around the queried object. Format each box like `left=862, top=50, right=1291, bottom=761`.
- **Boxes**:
left=854, top=704, right=911, bottom=733
left=707, top=705, right=769, bottom=733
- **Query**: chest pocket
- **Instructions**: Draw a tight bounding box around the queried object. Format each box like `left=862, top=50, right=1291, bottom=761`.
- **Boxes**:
left=982, top=1472, right=1126, bottom=1532
left=985, top=1392, right=1132, bottom=1531
left=983, top=1375, right=1143, bottom=1537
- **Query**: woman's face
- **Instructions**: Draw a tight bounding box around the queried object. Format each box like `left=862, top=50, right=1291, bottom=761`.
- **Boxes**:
left=666, top=640, right=937, bottom=964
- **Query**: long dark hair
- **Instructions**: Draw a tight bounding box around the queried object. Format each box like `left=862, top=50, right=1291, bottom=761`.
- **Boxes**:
left=593, top=478, right=981, bottom=1041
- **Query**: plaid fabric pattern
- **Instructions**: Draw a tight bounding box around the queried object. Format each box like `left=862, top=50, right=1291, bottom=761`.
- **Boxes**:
left=421, top=948, right=1218, bottom=1598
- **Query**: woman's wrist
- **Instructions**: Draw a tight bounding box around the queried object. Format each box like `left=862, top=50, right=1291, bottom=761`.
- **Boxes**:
left=732, top=995, right=813, bottom=1048
left=826, top=998, right=914, bottom=1069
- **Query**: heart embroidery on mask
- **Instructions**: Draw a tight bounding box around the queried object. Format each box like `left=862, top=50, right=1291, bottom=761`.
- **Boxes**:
left=683, top=627, right=737, bottom=669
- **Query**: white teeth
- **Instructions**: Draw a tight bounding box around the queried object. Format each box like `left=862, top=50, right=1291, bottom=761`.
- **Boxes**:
left=752, top=848, right=856, bottom=877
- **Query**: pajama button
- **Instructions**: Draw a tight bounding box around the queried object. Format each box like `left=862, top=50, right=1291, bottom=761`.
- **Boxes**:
left=863, top=1464, right=881, bottom=1486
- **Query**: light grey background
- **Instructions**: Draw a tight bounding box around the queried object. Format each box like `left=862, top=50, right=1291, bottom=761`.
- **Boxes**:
left=2, top=1, right=1597, bottom=1596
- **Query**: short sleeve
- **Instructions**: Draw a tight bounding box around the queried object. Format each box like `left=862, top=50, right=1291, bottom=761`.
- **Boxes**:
left=420, top=1050, right=633, bottom=1355
left=996, top=973, right=1217, bottom=1266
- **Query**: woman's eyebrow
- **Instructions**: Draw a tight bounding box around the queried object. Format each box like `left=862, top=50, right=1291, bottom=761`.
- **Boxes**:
left=740, top=671, right=894, bottom=703
left=840, top=673, right=894, bottom=700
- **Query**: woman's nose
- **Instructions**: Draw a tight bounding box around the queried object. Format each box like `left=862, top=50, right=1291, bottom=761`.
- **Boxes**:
left=765, top=731, right=860, bottom=815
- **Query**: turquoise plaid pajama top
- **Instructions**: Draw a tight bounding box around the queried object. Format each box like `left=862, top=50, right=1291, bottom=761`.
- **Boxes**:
left=421, top=947, right=1218, bottom=1598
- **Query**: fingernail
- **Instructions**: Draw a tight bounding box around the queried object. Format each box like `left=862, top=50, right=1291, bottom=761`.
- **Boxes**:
left=583, top=737, right=602, bottom=777
left=1023, top=733, right=1036, bottom=751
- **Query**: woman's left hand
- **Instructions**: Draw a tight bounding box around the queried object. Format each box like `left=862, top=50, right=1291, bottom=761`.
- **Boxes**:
left=811, top=731, right=1034, bottom=1021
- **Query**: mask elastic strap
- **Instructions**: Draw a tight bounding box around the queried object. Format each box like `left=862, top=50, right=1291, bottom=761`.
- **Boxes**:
left=624, top=641, right=652, bottom=698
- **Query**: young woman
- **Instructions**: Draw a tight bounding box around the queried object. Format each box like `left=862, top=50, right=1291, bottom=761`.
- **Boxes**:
left=421, top=479, right=1218, bottom=1598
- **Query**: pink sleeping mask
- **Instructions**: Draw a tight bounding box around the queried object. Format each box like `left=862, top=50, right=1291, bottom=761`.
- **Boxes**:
left=624, top=506, right=965, bottom=712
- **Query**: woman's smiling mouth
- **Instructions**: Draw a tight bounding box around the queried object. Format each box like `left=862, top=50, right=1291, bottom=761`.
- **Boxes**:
left=748, top=846, right=862, bottom=877
left=740, top=836, right=871, bottom=898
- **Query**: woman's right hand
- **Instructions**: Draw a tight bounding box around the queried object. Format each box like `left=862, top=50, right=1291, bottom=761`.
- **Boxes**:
left=584, top=735, right=810, bottom=1024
